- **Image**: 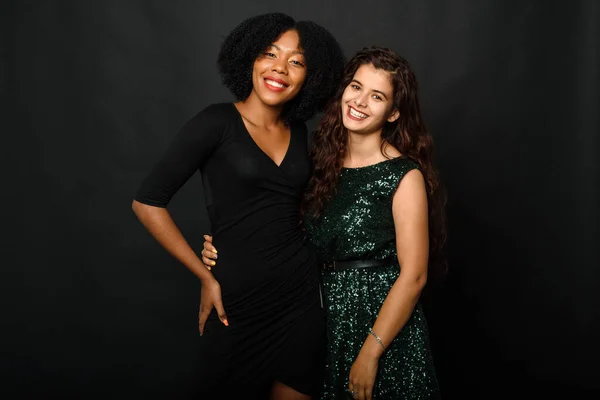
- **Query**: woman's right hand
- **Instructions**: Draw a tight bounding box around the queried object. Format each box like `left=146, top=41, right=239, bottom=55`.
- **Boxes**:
left=198, top=276, right=228, bottom=335
left=201, top=235, right=218, bottom=270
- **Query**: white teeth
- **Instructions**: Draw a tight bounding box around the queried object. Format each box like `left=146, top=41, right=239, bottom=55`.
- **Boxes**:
left=266, top=79, right=285, bottom=88
left=349, top=107, right=368, bottom=119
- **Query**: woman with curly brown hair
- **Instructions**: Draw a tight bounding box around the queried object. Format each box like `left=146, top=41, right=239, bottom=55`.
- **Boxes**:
left=132, top=13, right=345, bottom=399
left=303, top=46, right=444, bottom=399
left=203, top=46, right=445, bottom=399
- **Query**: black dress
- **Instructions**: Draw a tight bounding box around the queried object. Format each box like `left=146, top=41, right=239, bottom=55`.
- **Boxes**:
left=135, top=103, right=325, bottom=398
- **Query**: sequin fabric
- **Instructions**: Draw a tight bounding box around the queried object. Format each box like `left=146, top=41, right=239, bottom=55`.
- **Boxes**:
left=306, top=157, right=440, bottom=399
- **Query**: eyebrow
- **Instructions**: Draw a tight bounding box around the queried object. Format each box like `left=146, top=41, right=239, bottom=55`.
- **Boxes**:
left=270, top=43, right=304, bottom=55
left=352, top=79, right=389, bottom=99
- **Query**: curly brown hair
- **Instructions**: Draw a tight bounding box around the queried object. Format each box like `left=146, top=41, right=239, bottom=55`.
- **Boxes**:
left=303, top=46, right=447, bottom=280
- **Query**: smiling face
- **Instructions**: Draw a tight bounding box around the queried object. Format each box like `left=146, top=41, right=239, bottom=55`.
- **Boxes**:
left=250, top=29, right=307, bottom=108
left=341, top=63, right=399, bottom=136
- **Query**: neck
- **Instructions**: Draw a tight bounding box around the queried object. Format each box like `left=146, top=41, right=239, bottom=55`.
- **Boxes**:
left=237, top=92, right=284, bottom=128
left=346, top=130, right=384, bottom=164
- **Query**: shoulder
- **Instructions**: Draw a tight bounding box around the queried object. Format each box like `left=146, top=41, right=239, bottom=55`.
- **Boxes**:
left=290, top=121, right=309, bottom=148
left=389, top=156, right=420, bottom=177
left=191, top=102, right=235, bottom=122
left=386, top=157, right=425, bottom=200
left=381, top=144, right=419, bottom=175
left=391, top=158, right=426, bottom=202
left=181, top=103, right=236, bottom=134
left=291, top=120, right=308, bottom=136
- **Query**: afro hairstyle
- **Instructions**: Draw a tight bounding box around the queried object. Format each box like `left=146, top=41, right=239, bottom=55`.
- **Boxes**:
left=217, top=13, right=346, bottom=123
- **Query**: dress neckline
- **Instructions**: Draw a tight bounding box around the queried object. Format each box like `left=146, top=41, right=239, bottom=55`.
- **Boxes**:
left=341, top=155, right=408, bottom=171
left=230, top=103, right=292, bottom=169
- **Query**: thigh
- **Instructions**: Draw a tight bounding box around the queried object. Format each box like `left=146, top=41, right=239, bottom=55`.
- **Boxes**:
left=272, top=305, right=327, bottom=397
left=271, top=380, right=312, bottom=400
left=193, top=324, right=234, bottom=394
left=195, top=318, right=273, bottom=398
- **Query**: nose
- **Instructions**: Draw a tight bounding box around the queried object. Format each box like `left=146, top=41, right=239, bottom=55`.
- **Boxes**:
left=354, top=92, right=368, bottom=107
left=272, top=58, right=288, bottom=75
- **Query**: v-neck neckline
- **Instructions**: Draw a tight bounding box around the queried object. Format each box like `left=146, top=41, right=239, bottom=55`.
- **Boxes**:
left=231, top=103, right=292, bottom=168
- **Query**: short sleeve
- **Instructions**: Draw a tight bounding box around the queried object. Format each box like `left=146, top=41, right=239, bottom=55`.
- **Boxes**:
left=394, top=157, right=420, bottom=184
left=134, top=104, right=228, bottom=207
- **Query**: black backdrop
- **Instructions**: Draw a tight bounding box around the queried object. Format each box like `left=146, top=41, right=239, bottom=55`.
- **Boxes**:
left=3, top=0, right=599, bottom=398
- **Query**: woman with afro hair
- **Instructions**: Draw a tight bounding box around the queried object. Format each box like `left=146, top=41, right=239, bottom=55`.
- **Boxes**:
left=132, top=13, right=345, bottom=400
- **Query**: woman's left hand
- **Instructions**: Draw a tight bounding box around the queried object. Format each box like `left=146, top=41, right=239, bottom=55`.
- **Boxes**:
left=348, top=352, right=379, bottom=400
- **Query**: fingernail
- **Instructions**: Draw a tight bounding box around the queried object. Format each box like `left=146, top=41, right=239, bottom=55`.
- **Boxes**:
left=212, top=249, right=218, bottom=254
left=199, top=333, right=203, bottom=336
left=211, top=261, right=216, bottom=266
left=206, top=266, right=212, bottom=271
left=203, top=235, right=208, bottom=239
left=224, top=319, right=229, bottom=326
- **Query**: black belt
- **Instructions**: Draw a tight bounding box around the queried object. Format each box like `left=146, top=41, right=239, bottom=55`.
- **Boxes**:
left=322, top=258, right=398, bottom=271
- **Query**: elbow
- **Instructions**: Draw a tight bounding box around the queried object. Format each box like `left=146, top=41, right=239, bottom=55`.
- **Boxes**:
left=132, top=199, right=166, bottom=221
left=415, top=272, right=427, bottom=291
left=400, top=269, right=428, bottom=292
left=132, top=199, right=142, bottom=215
left=132, top=199, right=151, bottom=218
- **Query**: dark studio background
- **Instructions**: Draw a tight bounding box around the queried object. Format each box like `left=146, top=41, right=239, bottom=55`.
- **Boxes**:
left=2, top=0, right=599, bottom=398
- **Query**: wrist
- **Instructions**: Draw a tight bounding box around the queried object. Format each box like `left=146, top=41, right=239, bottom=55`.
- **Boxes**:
left=199, top=271, right=216, bottom=285
left=362, top=335, right=385, bottom=360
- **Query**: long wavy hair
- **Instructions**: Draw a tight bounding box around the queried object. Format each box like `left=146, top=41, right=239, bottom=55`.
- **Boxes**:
left=303, top=46, right=447, bottom=281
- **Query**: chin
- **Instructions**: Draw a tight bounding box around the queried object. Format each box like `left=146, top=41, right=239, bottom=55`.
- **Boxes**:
left=261, top=97, right=288, bottom=107
left=260, top=92, right=294, bottom=107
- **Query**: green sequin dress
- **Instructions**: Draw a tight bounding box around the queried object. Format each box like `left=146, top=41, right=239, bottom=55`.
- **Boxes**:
left=306, top=156, right=440, bottom=399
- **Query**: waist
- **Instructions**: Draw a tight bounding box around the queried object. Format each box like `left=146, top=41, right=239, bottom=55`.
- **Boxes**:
left=213, top=218, right=303, bottom=245
left=210, top=234, right=314, bottom=275
left=212, top=202, right=301, bottom=234
left=322, top=257, right=399, bottom=272
left=214, top=230, right=306, bottom=256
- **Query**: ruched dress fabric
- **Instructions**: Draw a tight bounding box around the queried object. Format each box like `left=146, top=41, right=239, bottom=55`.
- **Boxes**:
left=135, top=103, right=325, bottom=398
left=306, top=157, right=440, bottom=399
